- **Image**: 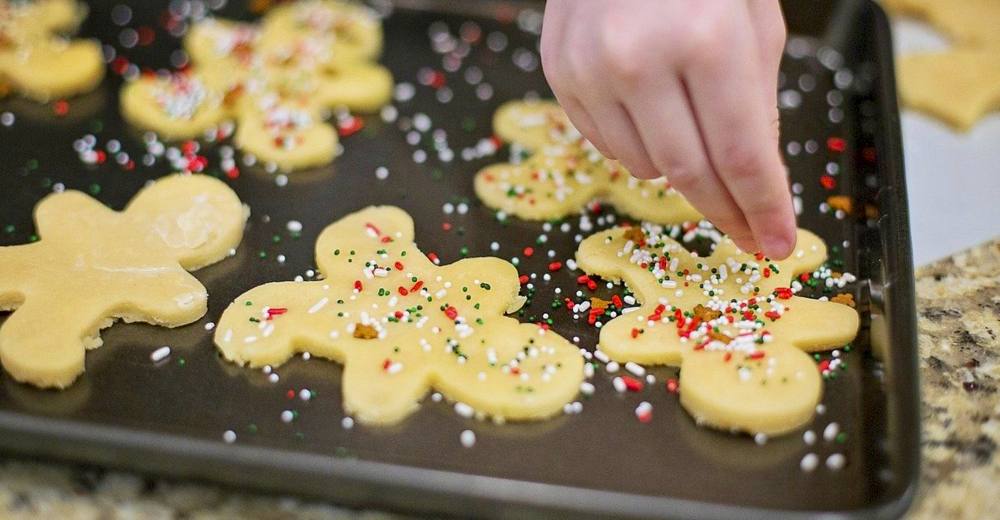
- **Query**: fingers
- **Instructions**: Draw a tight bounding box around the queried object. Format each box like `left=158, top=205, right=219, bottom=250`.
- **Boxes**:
left=746, top=0, right=787, bottom=143
left=563, top=12, right=659, bottom=178
left=617, top=75, right=757, bottom=251
left=682, top=4, right=796, bottom=258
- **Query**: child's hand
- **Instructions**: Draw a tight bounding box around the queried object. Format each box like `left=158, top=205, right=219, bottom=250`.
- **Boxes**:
left=541, top=0, right=795, bottom=258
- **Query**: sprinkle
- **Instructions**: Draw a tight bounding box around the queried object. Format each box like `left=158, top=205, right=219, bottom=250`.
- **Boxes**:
left=826, top=453, right=846, bottom=470
left=754, top=433, right=768, bottom=445
left=286, top=220, right=303, bottom=233
left=580, top=382, right=595, bottom=395
left=460, top=429, right=476, bottom=448
left=823, top=422, right=840, bottom=442
left=454, top=402, right=474, bottom=418
left=635, top=401, right=652, bottom=423
left=341, top=417, right=354, bottom=429
left=280, top=410, right=295, bottom=423
left=605, top=361, right=619, bottom=373
left=150, top=346, right=171, bottom=362
left=800, top=453, right=819, bottom=472
left=621, top=375, right=644, bottom=392
left=612, top=377, right=627, bottom=393
left=222, top=430, right=237, bottom=444
left=803, top=430, right=817, bottom=445
left=625, top=362, right=646, bottom=377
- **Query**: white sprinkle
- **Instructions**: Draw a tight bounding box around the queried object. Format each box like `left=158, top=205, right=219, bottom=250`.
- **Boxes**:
left=800, top=453, right=819, bottom=472
left=612, top=377, right=627, bottom=393
left=754, top=433, right=768, bottom=445
left=280, top=410, right=294, bottom=423
left=580, top=382, right=595, bottom=395
left=625, top=362, right=646, bottom=377
left=375, top=166, right=389, bottom=180
left=268, top=373, right=279, bottom=383
left=605, top=361, right=619, bottom=373
left=150, top=346, right=171, bottom=362
left=286, top=220, right=303, bottom=233
left=222, top=430, right=237, bottom=444
left=341, top=417, right=354, bottom=429
left=826, top=453, right=846, bottom=470
left=823, top=422, right=840, bottom=442
left=299, top=389, right=312, bottom=401
left=204, top=322, right=216, bottom=331
left=816, top=404, right=827, bottom=415
left=454, top=402, right=474, bottom=418
left=460, top=429, right=476, bottom=448
left=308, top=297, right=329, bottom=314
left=594, top=350, right=609, bottom=363
left=803, top=430, right=817, bottom=445
left=431, top=392, right=443, bottom=402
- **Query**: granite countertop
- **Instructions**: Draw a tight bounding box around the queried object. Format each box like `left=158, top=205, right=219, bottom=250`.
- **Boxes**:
left=1, top=239, right=998, bottom=519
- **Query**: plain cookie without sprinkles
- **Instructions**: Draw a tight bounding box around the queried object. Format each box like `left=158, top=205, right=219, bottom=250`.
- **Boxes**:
left=0, top=174, right=246, bottom=388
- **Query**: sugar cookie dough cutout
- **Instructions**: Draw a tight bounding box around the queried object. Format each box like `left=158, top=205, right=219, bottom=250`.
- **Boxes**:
left=215, top=206, right=584, bottom=425
left=0, top=0, right=104, bottom=102
left=0, top=174, right=246, bottom=389
left=260, top=0, right=384, bottom=62
left=474, top=100, right=702, bottom=224
left=576, top=224, right=859, bottom=435
left=883, top=0, right=1000, bottom=129
left=882, top=0, right=1000, bottom=47
left=897, top=49, right=1000, bottom=131
left=119, top=73, right=229, bottom=141
left=119, top=0, right=392, bottom=171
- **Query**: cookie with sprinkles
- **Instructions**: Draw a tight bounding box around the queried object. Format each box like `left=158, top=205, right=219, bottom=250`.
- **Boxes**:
left=0, top=174, right=246, bottom=389
left=576, top=224, right=859, bottom=435
left=215, top=206, right=584, bottom=425
left=0, top=0, right=104, bottom=102
left=474, top=100, right=702, bottom=223
left=118, top=0, right=393, bottom=170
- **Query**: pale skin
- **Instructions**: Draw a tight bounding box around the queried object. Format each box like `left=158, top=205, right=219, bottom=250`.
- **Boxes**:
left=540, top=0, right=796, bottom=259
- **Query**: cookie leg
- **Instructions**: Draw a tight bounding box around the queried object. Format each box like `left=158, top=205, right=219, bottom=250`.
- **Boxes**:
left=0, top=298, right=94, bottom=388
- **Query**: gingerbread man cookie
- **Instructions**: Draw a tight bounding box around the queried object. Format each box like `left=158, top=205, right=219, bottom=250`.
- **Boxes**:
left=474, top=100, right=702, bottom=224
left=0, top=0, right=105, bottom=102
left=119, top=0, right=392, bottom=171
left=0, top=174, right=246, bottom=389
left=576, top=223, right=858, bottom=435
left=215, top=206, right=584, bottom=425
left=883, top=0, right=1000, bottom=129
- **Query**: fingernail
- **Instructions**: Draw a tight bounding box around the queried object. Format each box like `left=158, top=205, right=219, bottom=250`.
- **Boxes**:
left=761, top=233, right=794, bottom=260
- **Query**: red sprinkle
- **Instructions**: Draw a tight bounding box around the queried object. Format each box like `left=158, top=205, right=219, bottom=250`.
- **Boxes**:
left=354, top=280, right=363, bottom=292
left=53, top=100, right=69, bottom=117
left=397, top=286, right=409, bottom=296
left=338, top=116, right=365, bottom=137
left=523, top=247, right=534, bottom=257
left=612, top=295, right=624, bottom=308
left=410, top=280, right=424, bottom=293
left=774, top=287, right=793, bottom=299
left=444, top=306, right=458, bottom=320
left=427, top=252, right=440, bottom=264
left=827, top=136, right=846, bottom=152
left=630, top=327, right=641, bottom=339
left=622, top=376, right=644, bottom=392
left=665, top=378, right=679, bottom=394
left=820, top=175, right=837, bottom=190
left=748, top=351, right=766, bottom=360
left=518, top=274, right=529, bottom=285
left=548, top=261, right=562, bottom=272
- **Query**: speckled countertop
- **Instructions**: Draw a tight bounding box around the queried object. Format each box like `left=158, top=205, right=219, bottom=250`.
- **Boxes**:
left=1, top=239, right=998, bottom=519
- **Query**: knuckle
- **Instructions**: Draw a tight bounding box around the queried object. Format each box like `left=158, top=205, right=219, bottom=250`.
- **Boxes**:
left=717, top=144, right=767, bottom=181
left=662, top=165, right=699, bottom=191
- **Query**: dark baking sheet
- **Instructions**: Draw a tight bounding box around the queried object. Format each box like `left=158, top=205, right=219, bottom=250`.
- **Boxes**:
left=0, top=0, right=919, bottom=517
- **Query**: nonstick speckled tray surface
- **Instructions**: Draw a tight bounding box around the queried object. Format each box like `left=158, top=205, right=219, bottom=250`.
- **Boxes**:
left=0, top=0, right=919, bottom=518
